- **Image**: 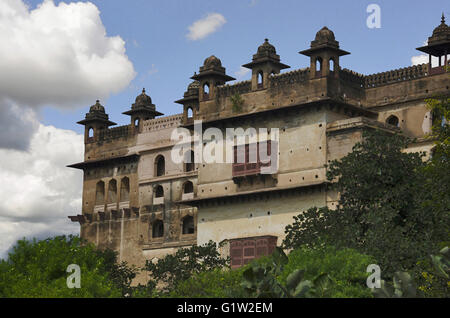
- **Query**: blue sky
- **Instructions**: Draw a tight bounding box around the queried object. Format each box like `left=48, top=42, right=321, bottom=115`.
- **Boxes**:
left=34, top=0, right=449, bottom=133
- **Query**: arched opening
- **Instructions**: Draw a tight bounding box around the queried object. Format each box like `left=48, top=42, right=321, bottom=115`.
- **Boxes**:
left=95, top=181, right=105, bottom=205
left=183, top=181, right=194, bottom=194
left=155, top=155, right=165, bottom=177
left=315, top=57, right=323, bottom=77
left=257, top=71, right=263, bottom=88
left=329, top=58, right=335, bottom=72
left=187, top=107, right=193, bottom=118
left=107, top=179, right=117, bottom=204
left=386, top=115, right=399, bottom=127
left=203, top=82, right=210, bottom=99
left=134, top=118, right=140, bottom=128
left=152, top=220, right=164, bottom=238
left=88, top=127, right=94, bottom=138
left=184, top=150, right=195, bottom=172
left=120, top=177, right=130, bottom=202
left=155, top=185, right=164, bottom=198
left=182, top=215, right=195, bottom=234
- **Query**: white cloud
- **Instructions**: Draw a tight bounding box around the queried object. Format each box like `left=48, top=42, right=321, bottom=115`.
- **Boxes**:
left=411, top=54, right=429, bottom=65
left=187, top=13, right=226, bottom=41
left=235, top=66, right=250, bottom=79
left=0, top=123, right=83, bottom=258
left=0, top=0, right=136, bottom=109
left=0, top=1, right=135, bottom=257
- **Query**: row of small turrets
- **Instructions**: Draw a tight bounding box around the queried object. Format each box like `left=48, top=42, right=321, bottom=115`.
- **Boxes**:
left=78, top=16, right=449, bottom=143
left=174, top=26, right=351, bottom=122
left=77, top=88, right=163, bottom=143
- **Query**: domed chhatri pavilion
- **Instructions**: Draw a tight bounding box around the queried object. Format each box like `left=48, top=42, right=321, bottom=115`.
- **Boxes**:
left=69, top=17, right=450, bottom=280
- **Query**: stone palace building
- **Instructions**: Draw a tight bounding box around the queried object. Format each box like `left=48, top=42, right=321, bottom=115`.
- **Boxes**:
left=69, top=16, right=449, bottom=275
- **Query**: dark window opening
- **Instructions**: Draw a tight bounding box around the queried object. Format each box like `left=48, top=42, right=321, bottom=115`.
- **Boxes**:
left=184, top=150, right=195, bottom=172
left=182, top=216, right=195, bottom=234
left=155, top=155, right=165, bottom=177
left=152, top=220, right=164, bottom=238
left=386, top=115, right=399, bottom=127
left=155, top=185, right=164, bottom=198
left=183, top=181, right=194, bottom=194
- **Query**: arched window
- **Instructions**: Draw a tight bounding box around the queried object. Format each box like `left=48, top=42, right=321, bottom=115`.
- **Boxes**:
left=257, top=71, right=263, bottom=88
left=187, top=107, right=193, bottom=118
left=134, top=118, right=140, bottom=128
left=120, top=177, right=130, bottom=202
left=155, top=185, right=164, bottom=198
left=316, top=57, right=323, bottom=76
left=155, top=155, right=165, bottom=177
left=183, top=181, right=194, bottom=194
left=182, top=216, right=194, bottom=234
left=95, top=181, right=105, bottom=205
left=107, top=179, right=117, bottom=204
left=152, top=220, right=164, bottom=238
left=203, top=82, right=210, bottom=99
left=329, top=58, right=335, bottom=72
left=386, top=115, right=399, bottom=127
left=184, top=150, right=195, bottom=172
left=88, top=127, right=94, bottom=138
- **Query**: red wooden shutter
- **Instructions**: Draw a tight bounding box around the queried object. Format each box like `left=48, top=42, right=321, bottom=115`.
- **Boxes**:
left=243, top=239, right=256, bottom=265
left=230, top=240, right=243, bottom=268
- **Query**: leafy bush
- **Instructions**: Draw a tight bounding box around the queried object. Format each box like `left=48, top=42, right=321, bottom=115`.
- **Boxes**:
left=168, top=267, right=246, bottom=298
left=144, top=240, right=229, bottom=294
left=278, top=246, right=376, bottom=298
left=0, top=235, right=135, bottom=297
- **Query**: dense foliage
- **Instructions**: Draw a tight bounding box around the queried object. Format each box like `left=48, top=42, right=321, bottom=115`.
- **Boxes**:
left=143, top=240, right=229, bottom=294
left=278, top=246, right=376, bottom=298
left=283, top=129, right=448, bottom=276
left=167, top=267, right=246, bottom=298
left=0, top=235, right=135, bottom=297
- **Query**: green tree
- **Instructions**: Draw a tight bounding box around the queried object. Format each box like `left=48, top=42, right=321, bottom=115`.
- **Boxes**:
left=278, top=246, right=376, bottom=298
left=0, top=235, right=136, bottom=298
left=284, top=129, right=448, bottom=275
left=168, top=267, right=246, bottom=298
left=143, top=241, right=229, bottom=294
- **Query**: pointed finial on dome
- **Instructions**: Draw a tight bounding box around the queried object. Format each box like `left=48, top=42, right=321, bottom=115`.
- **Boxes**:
left=442, top=12, right=446, bottom=24
left=142, top=88, right=146, bottom=94
left=265, top=38, right=269, bottom=42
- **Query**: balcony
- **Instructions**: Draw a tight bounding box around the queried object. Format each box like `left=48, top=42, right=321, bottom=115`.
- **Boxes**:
left=232, top=140, right=277, bottom=182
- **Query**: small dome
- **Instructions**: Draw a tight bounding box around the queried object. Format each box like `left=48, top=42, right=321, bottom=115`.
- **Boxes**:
left=257, top=38, right=276, bottom=55
left=89, top=100, right=105, bottom=113
left=188, top=81, right=200, bottom=90
left=432, top=14, right=449, bottom=37
left=203, top=55, right=222, bottom=68
left=314, top=26, right=336, bottom=44
left=134, top=88, right=152, bottom=106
